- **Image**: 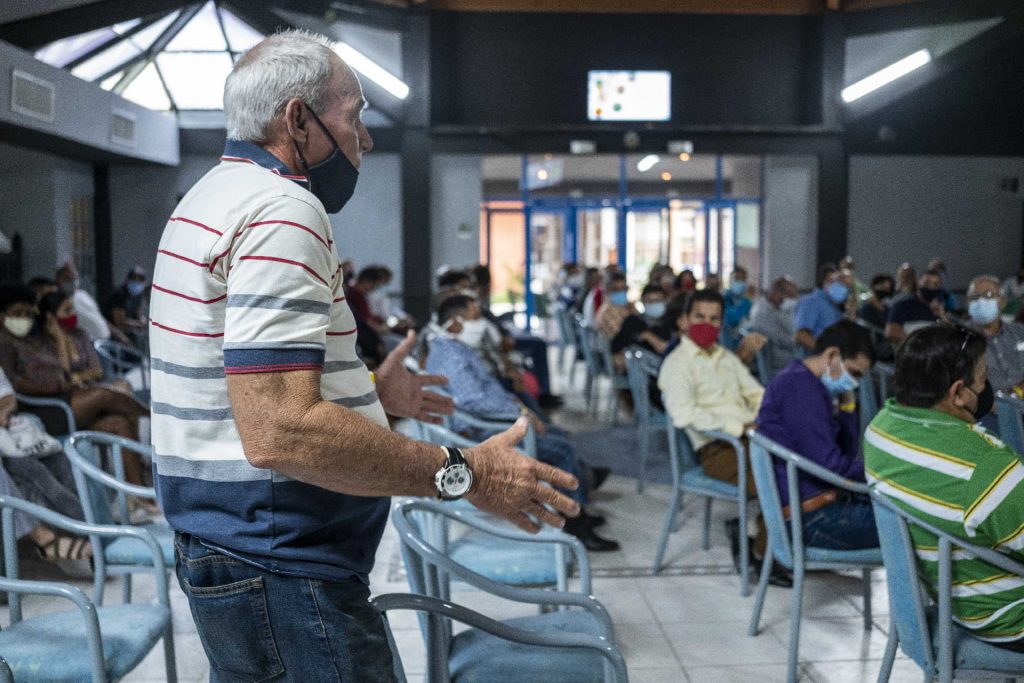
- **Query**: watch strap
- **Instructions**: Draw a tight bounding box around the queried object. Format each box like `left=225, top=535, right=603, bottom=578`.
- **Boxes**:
left=443, top=446, right=467, bottom=468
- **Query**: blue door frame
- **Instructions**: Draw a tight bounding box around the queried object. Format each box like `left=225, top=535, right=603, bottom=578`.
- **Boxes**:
left=492, top=154, right=761, bottom=330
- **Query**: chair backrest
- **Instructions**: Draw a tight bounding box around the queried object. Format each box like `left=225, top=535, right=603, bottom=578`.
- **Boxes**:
left=747, top=433, right=794, bottom=568
left=94, top=339, right=147, bottom=388
left=66, top=432, right=154, bottom=528
left=595, top=332, right=619, bottom=377
left=623, top=347, right=652, bottom=423
left=577, top=322, right=604, bottom=377
left=996, top=392, right=1024, bottom=454
left=858, top=368, right=880, bottom=437
left=869, top=495, right=936, bottom=673
left=554, top=305, right=577, bottom=347
left=874, top=362, right=895, bottom=403
left=664, top=422, right=700, bottom=488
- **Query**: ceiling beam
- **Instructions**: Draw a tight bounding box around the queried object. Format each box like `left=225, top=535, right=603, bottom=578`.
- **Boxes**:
left=426, top=0, right=827, bottom=12
left=0, top=0, right=189, bottom=49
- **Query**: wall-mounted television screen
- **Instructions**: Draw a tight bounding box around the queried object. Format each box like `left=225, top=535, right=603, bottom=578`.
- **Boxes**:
left=588, top=70, right=671, bottom=122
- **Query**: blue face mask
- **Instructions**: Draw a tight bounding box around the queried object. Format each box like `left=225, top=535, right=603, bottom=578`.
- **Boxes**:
left=126, top=281, right=145, bottom=297
left=826, top=282, right=849, bottom=305
left=729, top=281, right=747, bottom=296
left=293, top=105, right=359, bottom=214
left=609, top=291, right=629, bottom=307
left=969, top=298, right=1000, bottom=325
left=821, top=357, right=859, bottom=396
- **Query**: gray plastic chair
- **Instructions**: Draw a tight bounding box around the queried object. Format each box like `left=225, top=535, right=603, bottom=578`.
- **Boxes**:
left=0, top=495, right=176, bottom=683
left=576, top=320, right=603, bottom=417
left=747, top=431, right=882, bottom=683
left=391, top=498, right=627, bottom=682
left=874, top=362, right=895, bottom=404
left=652, top=422, right=751, bottom=596
left=413, top=420, right=587, bottom=597
left=14, top=394, right=76, bottom=437
left=554, top=305, right=580, bottom=387
left=94, top=339, right=150, bottom=404
left=871, top=490, right=1024, bottom=683
left=996, top=392, right=1024, bottom=454
left=64, top=432, right=173, bottom=606
left=623, top=346, right=667, bottom=493
left=859, top=368, right=881, bottom=438
left=593, top=331, right=631, bottom=425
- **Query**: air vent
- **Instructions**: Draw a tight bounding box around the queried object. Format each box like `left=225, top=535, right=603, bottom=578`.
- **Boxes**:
left=110, top=109, right=136, bottom=147
left=10, top=69, right=55, bottom=123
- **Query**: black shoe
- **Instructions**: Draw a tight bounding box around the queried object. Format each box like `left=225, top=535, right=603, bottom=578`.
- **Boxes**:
left=564, top=518, right=621, bottom=552
left=751, top=557, right=794, bottom=588
left=724, top=518, right=744, bottom=574
left=537, top=393, right=564, bottom=409
left=580, top=510, right=606, bottom=528
left=591, top=467, right=612, bottom=491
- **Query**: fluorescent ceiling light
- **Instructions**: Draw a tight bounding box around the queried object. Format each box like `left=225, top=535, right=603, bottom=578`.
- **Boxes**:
left=333, top=42, right=409, bottom=100
left=637, top=154, right=660, bottom=172
left=841, top=49, right=931, bottom=103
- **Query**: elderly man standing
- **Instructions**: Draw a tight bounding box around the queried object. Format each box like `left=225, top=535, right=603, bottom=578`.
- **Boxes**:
left=150, top=31, right=579, bottom=682
left=967, top=275, right=1024, bottom=396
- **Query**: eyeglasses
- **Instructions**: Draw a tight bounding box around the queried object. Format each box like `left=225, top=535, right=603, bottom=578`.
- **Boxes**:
left=967, top=290, right=998, bottom=302
left=951, top=323, right=982, bottom=371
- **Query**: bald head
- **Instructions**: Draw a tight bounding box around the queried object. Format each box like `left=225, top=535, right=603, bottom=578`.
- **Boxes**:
left=967, top=275, right=1001, bottom=298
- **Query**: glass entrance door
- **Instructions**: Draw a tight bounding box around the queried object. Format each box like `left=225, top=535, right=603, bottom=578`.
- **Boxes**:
left=528, top=211, right=565, bottom=320
left=625, top=206, right=668, bottom=292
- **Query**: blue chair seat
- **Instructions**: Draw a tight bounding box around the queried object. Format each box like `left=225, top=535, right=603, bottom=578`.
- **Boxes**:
left=449, top=611, right=606, bottom=683
left=448, top=531, right=567, bottom=586
left=680, top=467, right=739, bottom=498
left=803, top=546, right=883, bottom=565
left=0, top=603, right=169, bottom=682
left=103, top=522, right=174, bottom=566
left=931, top=614, right=1024, bottom=673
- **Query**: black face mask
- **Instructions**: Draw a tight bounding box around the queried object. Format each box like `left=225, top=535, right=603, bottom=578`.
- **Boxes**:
left=965, top=380, right=995, bottom=422
left=873, top=289, right=892, bottom=301
left=919, top=287, right=942, bottom=303
left=292, top=105, right=359, bottom=214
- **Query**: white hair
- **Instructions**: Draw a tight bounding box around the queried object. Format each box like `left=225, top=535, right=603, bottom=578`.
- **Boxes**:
left=224, top=30, right=341, bottom=142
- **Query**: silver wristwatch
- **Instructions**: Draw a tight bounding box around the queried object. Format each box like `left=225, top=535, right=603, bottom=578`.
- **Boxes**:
left=435, top=447, right=473, bottom=501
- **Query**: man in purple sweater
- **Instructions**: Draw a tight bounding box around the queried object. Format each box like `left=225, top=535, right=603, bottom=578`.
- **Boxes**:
left=755, top=320, right=879, bottom=549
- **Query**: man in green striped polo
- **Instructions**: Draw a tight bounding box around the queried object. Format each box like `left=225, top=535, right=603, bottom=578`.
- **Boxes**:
left=864, top=323, right=1024, bottom=648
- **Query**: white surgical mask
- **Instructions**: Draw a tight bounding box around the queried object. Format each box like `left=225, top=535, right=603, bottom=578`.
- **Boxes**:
left=781, top=298, right=798, bottom=313
left=969, top=298, right=1000, bottom=325
left=644, top=302, right=666, bottom=319
left=458, top=319, right=488, bottom=347
left=3, top=317, right=32, bottom=338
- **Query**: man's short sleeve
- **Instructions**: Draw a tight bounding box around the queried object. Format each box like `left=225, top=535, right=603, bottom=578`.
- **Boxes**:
left=220, top=196, right=336, bottom=374
left=794, top=296, right=818, bottom=334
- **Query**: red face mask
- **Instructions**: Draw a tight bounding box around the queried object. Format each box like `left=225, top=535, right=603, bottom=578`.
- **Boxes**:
left=687, top=322, right=719, bottom=350
left=57, top=314, right=78, bottom=331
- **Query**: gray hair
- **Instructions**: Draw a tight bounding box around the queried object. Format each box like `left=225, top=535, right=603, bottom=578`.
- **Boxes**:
left=968, top=274, right=1001, bottom=295
left=224, top=30, right=340, bottom=142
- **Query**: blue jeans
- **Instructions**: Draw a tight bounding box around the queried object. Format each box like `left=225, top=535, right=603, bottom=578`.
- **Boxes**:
left=175, top=533, right=400, bottom=683
left=800, top=492, right=879, bottom=550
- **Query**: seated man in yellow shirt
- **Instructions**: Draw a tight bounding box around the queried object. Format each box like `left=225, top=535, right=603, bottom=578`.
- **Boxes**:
left=659, top=289, right=789, bottom=585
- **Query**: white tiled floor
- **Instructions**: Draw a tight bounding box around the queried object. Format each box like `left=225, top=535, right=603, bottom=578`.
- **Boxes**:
left=3, top=362, right=983, bottom=682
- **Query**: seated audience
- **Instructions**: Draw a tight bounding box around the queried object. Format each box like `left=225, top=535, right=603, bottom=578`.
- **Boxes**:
left=721, top=267, right=754, bottom=351
left=839, top=255, right=869, bottom=301
left=105, top=266, right=148, bottom=345
left=0, top=286, right=150, bottom=488
left=885, top=269, right=947, bottom=347
left=1002, top=267, right=1024, bottom=317
left=675, top=269, right=697, bottom=293
left=794, top=263, right=845, bottom=351
left=967, top=275, right=1024, bottom=396
left=576, top=267, right=602, bottom=317
left=556, top=262, right=585, bottom=308
left=610, top=284, right=672, bottom=359
left=56, top=262, right=111, bottom=342
left=0, top=367, right=84, bottom=524
left=583, top=266, right=621, bottom=328
left=346, top=266, right=390, bottom=367
left=27, top=277, right=58, bottom=302
left=749, top=276, right=800, bottom=379
left=756, top=320, right=878, bottom=550
left=649, top=263, right=677, bottom=297
left=857, top=274, right=895, bottom=330
left=704, top=272, right=721, bottom=293
left=658, top=290, right=786, bottom=583
left=895, top=262, right=917, bottom=299
left=928, top=257, right=958, bottom=312
left=426, top=295, right=619, bottom=551
left=0, top=462, right=91, bottom=564
left=865, top=324, right=1024, bottom=650
left=595, top=272, right=634, bottom=343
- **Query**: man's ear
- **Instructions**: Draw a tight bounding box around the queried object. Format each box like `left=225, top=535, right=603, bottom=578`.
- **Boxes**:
left=948, top=379, right=967, bottom=408
left=282, top=98, right=309, bottom=144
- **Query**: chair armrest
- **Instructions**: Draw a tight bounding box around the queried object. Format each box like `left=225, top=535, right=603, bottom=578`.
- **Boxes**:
left=431, top=500, right=591, bottom=593
left=372, top=593, right=628, bottom=683
left=0, top=575, right=94, bottom=612
left=15, top=394, right=76, bottom=433
left=63, top=440, right=157, bottom=500
left=700, top=430, right=749, bottom=491
left=749, top=430, right=868, bottom=494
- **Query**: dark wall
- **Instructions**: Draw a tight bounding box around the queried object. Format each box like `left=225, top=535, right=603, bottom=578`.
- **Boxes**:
left=430, top=12, right=824, bottom=128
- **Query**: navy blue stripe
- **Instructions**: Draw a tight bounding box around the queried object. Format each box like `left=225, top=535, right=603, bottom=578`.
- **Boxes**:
left=224, top=347, right=326, bottom=370
left=151, top=357, right=225, bottom=379
left=152, top=402, right=234, bottom=421
left=226, top=294, right=330, bottom=316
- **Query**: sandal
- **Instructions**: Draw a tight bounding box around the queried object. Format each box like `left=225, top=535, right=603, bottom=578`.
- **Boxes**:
left=34, top=533, right=92, bottom=562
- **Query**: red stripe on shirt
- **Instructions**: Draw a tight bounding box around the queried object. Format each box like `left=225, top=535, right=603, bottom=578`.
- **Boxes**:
left=151, top=320, right=224, bottom=338
left=327, top=328, right=358, bottom=336
left=208, top=246, right=232, bottom=273
left=170, top=216, right=222, bottom=236
left=333, top=296, right=347, bottom=303
left=157, top=249, right=209, bottom=268
left=237, top=256, right=328, bottom=286
left=152, top=284, right=226, bottom=305
left=245, top=220, right=330, bottom=249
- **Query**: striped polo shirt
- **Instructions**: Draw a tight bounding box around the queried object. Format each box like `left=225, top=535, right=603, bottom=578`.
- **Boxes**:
left=151, top=139, right=389, bottom=582
left=864, top=398, right=1024, bottom=642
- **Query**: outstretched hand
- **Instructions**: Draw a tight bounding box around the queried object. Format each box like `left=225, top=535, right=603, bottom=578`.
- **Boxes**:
left=375, top=330, right=454, bottom=424
left=464, top=417, right=581, bottom=533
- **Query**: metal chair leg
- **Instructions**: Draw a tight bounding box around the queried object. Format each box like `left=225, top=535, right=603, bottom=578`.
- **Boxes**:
left=786, top=561, right=805, bottom=683
left=738, top=501, right=750, bottom=597
left=862, top=568, right=873, bottom=631
left=876, top=628, right=898, bottom=683
left=637, top=424, right=650, bottom=494
left=701, top=497, right=713, bottom=550
left=164, top=623, right=179, bottom=683
left=748, top=547, right=774, bottom=636
left=653, top=486, right=683, bottom=574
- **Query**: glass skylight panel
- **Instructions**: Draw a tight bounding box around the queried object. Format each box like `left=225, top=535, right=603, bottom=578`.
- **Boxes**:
left=156, top=52, right=233, bottom=109
left=71, top=39, right=142, bottom=81
left=122, top=62, right=172, bottom=110
left=35, top=27, right=116, bottom=68
left=111, top=18, right=143, bottom=35
left=100, top=71, right=123, bottom=91
left=166, top=1, right=227, bottom=52
left=127, top=11, right=180, bottom=52
left=219, top=8, right=264, bottom=53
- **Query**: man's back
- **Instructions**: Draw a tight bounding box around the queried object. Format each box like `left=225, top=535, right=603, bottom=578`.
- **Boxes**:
left=865, top=399, right=1024, bottom=643
left=794, top=289, right=841, bottom=339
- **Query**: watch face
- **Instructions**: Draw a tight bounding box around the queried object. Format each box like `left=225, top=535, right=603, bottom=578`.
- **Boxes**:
left=441, top=464, right=472, bottom=497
